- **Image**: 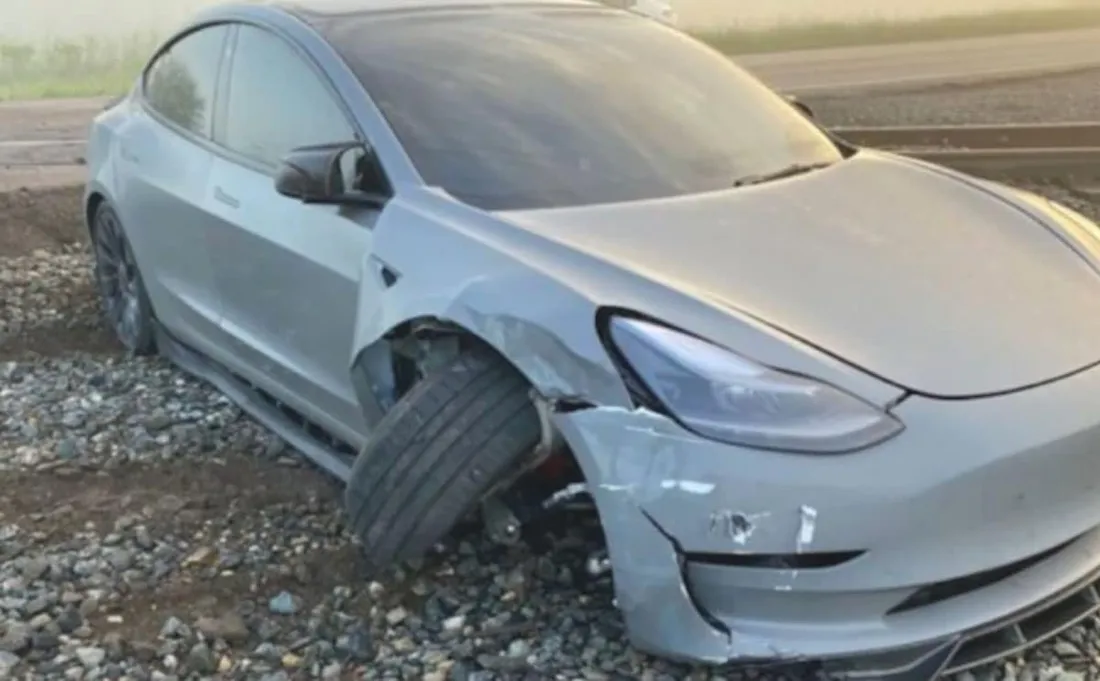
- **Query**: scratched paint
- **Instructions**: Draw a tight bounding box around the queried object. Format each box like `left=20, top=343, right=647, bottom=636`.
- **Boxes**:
left=599, top=483, right=636, bottom=494
left=710, top=509, right=772, bottom=545
left=796, top=505, right=818, bottom=553
left=543, top=481, right=589, bottom=508
left=660, top=479, right=716, bottom=495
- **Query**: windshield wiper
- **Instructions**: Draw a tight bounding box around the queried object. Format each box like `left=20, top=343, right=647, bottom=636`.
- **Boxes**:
left=731, top=161, right=833, bottom=188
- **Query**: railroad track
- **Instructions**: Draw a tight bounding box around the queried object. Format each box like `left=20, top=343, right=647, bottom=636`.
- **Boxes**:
left=830, top=122, right=1100, bottom=180
left=2, top=123, right=1099, bottom=182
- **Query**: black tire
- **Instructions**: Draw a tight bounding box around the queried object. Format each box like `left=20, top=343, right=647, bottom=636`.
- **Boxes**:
left=345, top=345, right=541, bottom=569
left=90, top=202, right=156, bottom=356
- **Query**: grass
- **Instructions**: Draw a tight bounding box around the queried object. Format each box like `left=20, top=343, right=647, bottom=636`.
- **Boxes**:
left=0, top=34, right=160, bottom=101
left=695, top=5, right=1100, bottom=55
left=5, top=5, right=1100, bottom=100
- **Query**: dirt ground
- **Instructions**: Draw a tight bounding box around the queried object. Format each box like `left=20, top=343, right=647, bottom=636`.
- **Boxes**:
left=0, top=101, right=122, bottom=358
left=0, top=458, right=360, bottom=642
left=0, top=100, right=91, bottom=252
left=0, top=98, right=379, bottom=655
left=0, top=97, right=108, bottom=145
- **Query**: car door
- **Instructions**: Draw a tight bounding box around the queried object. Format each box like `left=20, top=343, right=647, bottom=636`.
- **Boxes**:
left=114, top=23, right=233, bottom=354
left=203, top=23, right=380, bottom=447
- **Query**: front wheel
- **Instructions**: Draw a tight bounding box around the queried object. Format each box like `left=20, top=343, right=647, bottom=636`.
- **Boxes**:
left=90, top=202, right=156, bottom=356
left=344, top=346, right=542, bottom=569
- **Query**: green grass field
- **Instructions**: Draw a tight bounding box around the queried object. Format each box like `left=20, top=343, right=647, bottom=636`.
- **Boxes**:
left=1, top=34, right=160, bottom=101
left=697, top=5, right=1100, bottom=54
left=5, top=6, right=1100, bottom=101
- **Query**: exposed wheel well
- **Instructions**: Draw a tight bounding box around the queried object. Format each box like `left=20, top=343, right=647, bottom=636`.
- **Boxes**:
left=353, top=316, right=526, bottom=413
left=387, top=317, right=479, bottom=400
left=350, top=316, right=583, bottom=490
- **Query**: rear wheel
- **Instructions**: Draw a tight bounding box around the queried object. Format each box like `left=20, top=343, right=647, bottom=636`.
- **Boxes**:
left=345, top=345, right=541, bottom=569
left=90, top=202, right=156, bottom=356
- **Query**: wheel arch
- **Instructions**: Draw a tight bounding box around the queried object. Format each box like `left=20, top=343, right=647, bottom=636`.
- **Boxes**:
left=84, top=188, right=110, bottom=239
left=347, top=264, right=638, bottom=425
left=349, top=312, right=594, bottom=428
left=344, top=196, right=636, bottom=431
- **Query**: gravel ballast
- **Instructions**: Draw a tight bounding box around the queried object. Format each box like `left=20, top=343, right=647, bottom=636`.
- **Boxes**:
left=5, top=71, right=1100, bottom=680
left=803, top=67, right=1100, bottom=127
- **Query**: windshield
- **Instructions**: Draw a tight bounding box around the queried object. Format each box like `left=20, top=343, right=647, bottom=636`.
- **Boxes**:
left=331, top=8, right=843, bottom=211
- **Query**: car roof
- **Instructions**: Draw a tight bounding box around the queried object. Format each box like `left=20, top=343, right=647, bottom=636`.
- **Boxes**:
left=276, top=0, right=596, bottom=19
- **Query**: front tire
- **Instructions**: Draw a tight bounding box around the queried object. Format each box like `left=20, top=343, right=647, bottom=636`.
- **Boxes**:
left=344, top=346, right=541, bottom=569
left=90, top=202, right=156, bottom=356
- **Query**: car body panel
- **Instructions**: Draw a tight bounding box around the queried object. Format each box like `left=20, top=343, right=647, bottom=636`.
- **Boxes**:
left=555, top=353, right=1100, bottom=665
left=108, top=103, right=228, bottom=354
left=501, top=150, right=1100, bottom=398
left=348, top=188, right=640, bottom=410
left=84, top=96, right=127, bottom=226
left=112, top=2, right=419, bottom=446
left=203, top=155, right=377, bottom=446
left=349, top=186, right=907, bottom=413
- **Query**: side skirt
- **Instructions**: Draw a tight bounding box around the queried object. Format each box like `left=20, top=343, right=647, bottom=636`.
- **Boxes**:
left=154, top=324, right=356, bottom=483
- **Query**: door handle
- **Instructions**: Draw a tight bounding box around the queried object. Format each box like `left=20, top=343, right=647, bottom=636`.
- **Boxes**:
left=213, top=186, right=240, bottom=209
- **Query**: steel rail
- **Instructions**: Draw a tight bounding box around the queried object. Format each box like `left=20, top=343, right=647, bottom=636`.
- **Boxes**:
left=831, top=122, right=1100, bottom=149
left=2, top=124, right=1099, bottom=182
left=828, top=122, right=1100, bottom=178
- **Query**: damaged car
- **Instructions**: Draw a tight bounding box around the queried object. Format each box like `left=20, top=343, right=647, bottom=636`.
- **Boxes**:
left=83, top=0, right=1100, bottom=678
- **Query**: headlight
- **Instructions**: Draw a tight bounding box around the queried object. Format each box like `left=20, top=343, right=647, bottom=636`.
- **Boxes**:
left=608, top=317, right=904, bottom=453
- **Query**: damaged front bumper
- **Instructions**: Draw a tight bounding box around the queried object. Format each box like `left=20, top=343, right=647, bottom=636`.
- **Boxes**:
left=552, top=364, right=1100, bottom=680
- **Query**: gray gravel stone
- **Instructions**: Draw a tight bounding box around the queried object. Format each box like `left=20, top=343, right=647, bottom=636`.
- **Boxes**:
left=75, top=646, right=105, bottom=668
left=195, top=612, right=249, bottom=643
left=185, top=642, right=216, bottom=674
left=0, top=625, right=29, bottom=655
left=0, top=658, right=16, bottom=680
left=806, top=67, right=1100, bottom=127
left=267, top=591, right=300, bottom=615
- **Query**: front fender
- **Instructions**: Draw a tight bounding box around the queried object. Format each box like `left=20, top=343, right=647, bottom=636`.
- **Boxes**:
left=349, top=194, right=634, bottom=419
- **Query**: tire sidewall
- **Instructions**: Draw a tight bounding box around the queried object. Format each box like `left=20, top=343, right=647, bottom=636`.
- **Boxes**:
left=91, top=202, right=157, bottom=356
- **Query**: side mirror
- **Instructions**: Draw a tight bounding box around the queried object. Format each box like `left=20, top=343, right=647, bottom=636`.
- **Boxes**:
left=785, top=94, right=815, bottom=119
left=274, top=141, right=388, bottom=208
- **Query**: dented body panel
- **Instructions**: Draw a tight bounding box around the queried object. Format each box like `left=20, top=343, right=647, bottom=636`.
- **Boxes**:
left=348, top=174, right=1100, bottom=673
left=349, top=190, right=634, bottom=414
left=556, top=358, right=1100, bottom=670
left=349, top=185, right=907, bottom=419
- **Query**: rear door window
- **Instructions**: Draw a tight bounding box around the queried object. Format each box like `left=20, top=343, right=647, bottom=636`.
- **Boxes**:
left=143, top=24, right=231, bottom=139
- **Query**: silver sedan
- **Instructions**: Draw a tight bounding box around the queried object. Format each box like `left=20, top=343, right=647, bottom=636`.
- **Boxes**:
left=83, top=1, right=1100, bottom=678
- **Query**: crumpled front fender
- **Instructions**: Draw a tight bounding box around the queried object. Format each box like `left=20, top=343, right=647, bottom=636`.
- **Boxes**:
left=348, top=196, right=633, bottom=420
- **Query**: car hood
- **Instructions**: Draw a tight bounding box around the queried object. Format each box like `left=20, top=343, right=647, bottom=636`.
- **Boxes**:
left=498, top=151, right=1100, bottom=398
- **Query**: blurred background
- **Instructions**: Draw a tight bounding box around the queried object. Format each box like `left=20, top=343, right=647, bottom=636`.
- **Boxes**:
left=4, top=0, right=1100, bottom=100
left=687, top=0, right=1094, bottom=29
left=2, top=0, right=1096, bottom=38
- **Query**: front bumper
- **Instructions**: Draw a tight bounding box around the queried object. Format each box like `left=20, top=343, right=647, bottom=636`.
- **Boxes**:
left=552, top=360, right=1100, bottom=679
